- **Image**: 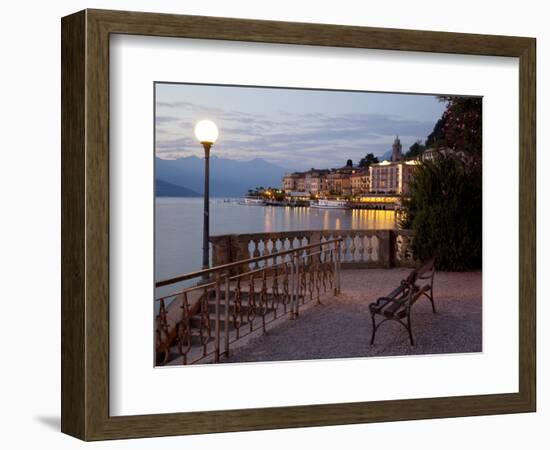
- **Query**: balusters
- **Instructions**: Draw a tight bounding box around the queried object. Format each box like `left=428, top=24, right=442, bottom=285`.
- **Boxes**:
left=267, top=238, right=274, bottom=257
left=340, top=236, right=349, bottom=262
left=348, top=233, right=358, bottom=262
left=371, top=235, right=380, bottom=261
left=362, top=235, right=371, bottom=262
left=252, top=240, right=261, bottom=268
left=277, top=240, right=283, bottom=263
left=282, top=237, right=289, bottom=252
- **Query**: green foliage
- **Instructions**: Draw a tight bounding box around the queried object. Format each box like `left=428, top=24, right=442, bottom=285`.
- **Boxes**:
left=358, top=153, right=379, bottom=167
left=248, top=186, right=285, bottom=201
left=401, top=154, right=482, bottom=271
left=437, top=96, right=482, bottom=158
left=405, top=140, right=426, bottom=158
left=425, top=117, right=446, bottom=148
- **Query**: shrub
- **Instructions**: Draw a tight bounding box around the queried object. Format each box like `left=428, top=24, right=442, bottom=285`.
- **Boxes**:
left=401, top=154, right=482, bottom=271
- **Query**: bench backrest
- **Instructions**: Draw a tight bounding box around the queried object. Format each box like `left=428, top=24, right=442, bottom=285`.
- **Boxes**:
left=405, top=257, right=436, bottom=288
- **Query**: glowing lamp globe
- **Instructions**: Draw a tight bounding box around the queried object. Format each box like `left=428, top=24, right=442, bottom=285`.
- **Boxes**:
left=194, top=120, right=219, bottom=144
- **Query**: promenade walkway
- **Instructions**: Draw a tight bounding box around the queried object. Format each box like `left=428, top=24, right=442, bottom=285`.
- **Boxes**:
left=222, top=268, right=482, bottom=363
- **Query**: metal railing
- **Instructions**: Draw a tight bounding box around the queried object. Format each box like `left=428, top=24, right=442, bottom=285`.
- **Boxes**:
left=155, top=238, right=343, bottom=366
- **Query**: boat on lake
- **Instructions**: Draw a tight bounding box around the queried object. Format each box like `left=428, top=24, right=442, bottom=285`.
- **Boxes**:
left=238, top=197, right=266, bottom=206
left=310, top=199, right=349, bottom=209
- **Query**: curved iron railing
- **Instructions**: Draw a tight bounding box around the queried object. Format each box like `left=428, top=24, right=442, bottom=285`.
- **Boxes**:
left=155, top=238, right=343, bottom=366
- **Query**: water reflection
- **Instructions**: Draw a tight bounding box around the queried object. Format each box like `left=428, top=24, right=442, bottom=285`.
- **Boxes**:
left=350, top=209, right=396, bottom=229
left=156, top=197, right=397, bottom=282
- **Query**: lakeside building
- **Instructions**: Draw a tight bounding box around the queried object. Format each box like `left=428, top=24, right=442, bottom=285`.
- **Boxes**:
left=327, top=171, right=352, bottom=196
left=283, top=169, right=329, bottom=195
left=304, top=169, right=330, bottom=195
left=282, top=172, right=301, bottom=192
left=353, top=194, right=402, bottom=210
left=286, top=191, right=310, bottom=201
left=280, top=137, right=436, bottom=198
left=282, top=172, right=306, bottom=192
left=351, top=168, right=371, bottom=195
left=369, top=160, right=419, bottom=195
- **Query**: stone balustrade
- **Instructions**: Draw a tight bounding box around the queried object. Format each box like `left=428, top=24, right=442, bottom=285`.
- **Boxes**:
left=210, top=229, right=416, bottom=272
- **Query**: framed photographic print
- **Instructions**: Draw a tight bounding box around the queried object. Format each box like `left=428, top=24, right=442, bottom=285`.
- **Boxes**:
left=61, top=9, right=536, bottom=441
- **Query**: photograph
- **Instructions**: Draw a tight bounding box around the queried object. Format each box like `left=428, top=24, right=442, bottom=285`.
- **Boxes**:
left=154, top=83, right=483, bottom=366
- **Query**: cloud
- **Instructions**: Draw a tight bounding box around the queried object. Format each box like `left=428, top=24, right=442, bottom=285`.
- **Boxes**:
left=155, top=100, right=437, bottom=170
left=155, top=115, right=181, bottom=124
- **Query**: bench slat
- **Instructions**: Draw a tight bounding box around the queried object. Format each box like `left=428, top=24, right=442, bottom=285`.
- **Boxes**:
left=382, top=298, right=407, bottom=318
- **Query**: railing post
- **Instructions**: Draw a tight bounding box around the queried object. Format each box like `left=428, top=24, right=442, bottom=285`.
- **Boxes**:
left=261, top=271, right=267, bottom=335
left=210, top=235, right=231, bottom=267
left=294, top=251, right=302, bottom=318
left=224, top=271, right=230, bottom=357
left=380, top=230, right=392, bottom=268
left=333, top=244, right=338, bottom=295
left=336, top=240, right=342, bottom=295
left=232, top=236, right=251, bottom=275
left=179, top=293, right=191, bottom=365
left=290, top=252, right=297, bottom=319
left=315, top=252, right=321, bottom=305
left=214, top=274, right=221, bottom=363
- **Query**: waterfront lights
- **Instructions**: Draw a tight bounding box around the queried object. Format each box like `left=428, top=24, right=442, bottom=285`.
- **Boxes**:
left=194, top=119, right=219, bottom=145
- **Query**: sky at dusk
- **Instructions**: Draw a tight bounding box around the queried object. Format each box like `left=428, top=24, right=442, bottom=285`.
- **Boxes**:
left=155, top=83, right=446, bottom=171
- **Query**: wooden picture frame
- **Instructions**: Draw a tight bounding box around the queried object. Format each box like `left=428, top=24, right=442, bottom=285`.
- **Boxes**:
left=61, top=9, right=536, bottom=441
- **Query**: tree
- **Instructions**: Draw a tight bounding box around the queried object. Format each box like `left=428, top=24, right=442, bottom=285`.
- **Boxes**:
left=401, top=154, right=482, bottom=271
left=437, top=96, right=482, bottom=158
left=346, top=159, right=353, bottom=167
left=425, top=117, right=446, bottom=148
left=405, top=140, right=425, bottom=159
left=358, top=153, right=379, bottom=168
left=401, top=95, right=483, bottom=270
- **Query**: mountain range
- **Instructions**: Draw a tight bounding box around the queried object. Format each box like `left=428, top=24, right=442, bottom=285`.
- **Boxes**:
left=379, top=149, right=393, bottom=161
left=155, top=155, right=289, bottom=197
left=156, top=179, right=200, bottom=197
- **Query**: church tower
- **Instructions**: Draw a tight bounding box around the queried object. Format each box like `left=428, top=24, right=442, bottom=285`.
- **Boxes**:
left=391, top=135, right=402, bottom=162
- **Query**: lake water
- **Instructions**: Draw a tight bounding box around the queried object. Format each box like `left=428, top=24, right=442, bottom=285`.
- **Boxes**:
left=155, top=197, right=397, bottom=285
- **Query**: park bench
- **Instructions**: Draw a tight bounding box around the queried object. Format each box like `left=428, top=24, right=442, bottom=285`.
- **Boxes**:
left=369, top=257, right=436, bottom=346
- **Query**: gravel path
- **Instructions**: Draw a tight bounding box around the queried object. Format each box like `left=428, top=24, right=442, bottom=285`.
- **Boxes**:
left=222, top=268, right=482, bottom=363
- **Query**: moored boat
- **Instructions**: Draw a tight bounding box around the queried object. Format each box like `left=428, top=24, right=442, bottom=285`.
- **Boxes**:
left=238, top=197, right=266, bottom=206
left=310, top=199, right=349, bottom=209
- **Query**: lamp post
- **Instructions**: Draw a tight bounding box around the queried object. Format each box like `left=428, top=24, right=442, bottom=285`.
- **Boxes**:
left=194, top=119, right=219, bottom=272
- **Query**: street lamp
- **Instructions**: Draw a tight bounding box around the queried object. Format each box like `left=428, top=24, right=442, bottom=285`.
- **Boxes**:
left=194, top=119, right=219, bottom=271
